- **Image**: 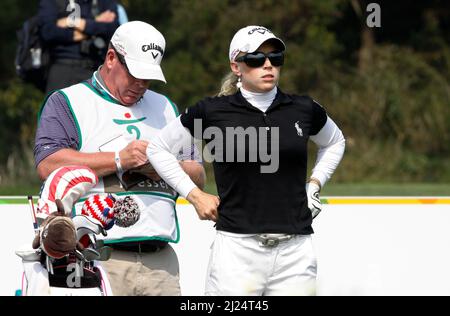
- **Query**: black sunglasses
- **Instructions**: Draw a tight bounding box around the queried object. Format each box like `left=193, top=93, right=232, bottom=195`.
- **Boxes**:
left=235, top=51, right=284, bottom=68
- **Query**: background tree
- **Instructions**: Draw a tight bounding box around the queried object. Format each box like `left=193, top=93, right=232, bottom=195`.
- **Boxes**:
left=0, top=0, right=448, bottom=191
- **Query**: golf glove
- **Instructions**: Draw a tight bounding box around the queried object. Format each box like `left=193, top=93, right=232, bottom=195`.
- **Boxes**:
left=306, top=181, right=322, bottom=219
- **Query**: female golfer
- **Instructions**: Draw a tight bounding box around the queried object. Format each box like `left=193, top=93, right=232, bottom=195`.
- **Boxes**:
left=147, top=25, right=345, bottom=295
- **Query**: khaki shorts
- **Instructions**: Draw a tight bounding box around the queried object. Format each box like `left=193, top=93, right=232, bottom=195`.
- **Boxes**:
left=101, top=244, right=180, bottom=296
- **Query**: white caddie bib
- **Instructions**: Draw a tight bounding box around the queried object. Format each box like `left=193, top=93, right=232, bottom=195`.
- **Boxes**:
left=59, top=82, right=181, bottom=244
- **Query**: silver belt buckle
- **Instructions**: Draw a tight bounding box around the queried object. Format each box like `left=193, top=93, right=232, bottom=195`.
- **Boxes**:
left=257, top=234, right=293, bottom=247
left=261, top=237, right=279, bottom=247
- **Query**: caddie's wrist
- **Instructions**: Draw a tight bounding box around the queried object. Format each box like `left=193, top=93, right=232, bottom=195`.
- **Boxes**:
left=114, top=151, right=124, bottom=173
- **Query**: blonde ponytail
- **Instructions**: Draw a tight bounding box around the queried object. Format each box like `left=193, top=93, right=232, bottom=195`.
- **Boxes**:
left=217, top=72, right=239, bottom=97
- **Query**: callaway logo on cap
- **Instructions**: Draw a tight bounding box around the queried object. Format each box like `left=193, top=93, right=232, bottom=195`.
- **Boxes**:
left=229, top=25, right=286, bottom=61
left=111, top=21, right=167, bottom=82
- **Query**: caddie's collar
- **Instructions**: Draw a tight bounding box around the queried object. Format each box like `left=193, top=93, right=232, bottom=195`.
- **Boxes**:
left=90, top=66, right=144, bottom=106
left=91, top=66, right=122, bottom=104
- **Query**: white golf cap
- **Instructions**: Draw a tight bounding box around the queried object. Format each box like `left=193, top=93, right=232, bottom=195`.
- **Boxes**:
left=110, top=21, right=166, bottom=82
left=229, top=25, right=286, bottom=61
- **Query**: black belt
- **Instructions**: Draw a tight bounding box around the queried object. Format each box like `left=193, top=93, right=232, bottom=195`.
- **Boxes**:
left=109, top=241, right=168, bottom=253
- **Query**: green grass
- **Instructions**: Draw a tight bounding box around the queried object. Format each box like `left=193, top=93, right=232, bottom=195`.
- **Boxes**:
left=0, top=198, right=30, bottom=204
left=0, top=184, right=41, bottom=196
left=202, top=182, right=449, bottom=196
left=0, top=182, right=448, bottom=205
left=321, top=183, right=450, bottom=196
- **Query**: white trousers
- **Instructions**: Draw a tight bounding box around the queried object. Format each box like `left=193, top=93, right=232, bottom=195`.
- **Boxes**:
left=205, top=231, right=317, bottom=296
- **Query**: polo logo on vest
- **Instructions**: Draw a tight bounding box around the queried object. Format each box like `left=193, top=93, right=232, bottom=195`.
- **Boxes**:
left=142, top=43, right=164, bottom=60
left=295, top=121, right=303, bottom=137
left=248, top=27, right=272, bottom=35
left=113, top=113, right=147, bottom=140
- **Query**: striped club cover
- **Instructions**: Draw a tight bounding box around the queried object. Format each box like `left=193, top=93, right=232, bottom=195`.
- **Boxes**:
left=37, top=166, right=98, bottom=220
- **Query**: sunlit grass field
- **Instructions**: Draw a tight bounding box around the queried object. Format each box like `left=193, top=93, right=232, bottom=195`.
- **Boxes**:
left=204, top=182, right=450, bottom=197
left=0, top=182, right=448, bottom=204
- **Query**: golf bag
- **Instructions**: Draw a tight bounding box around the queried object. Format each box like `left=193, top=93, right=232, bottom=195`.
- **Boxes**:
left=16, top=214, right=113, bottom=296
left=15, top=165, right=113, bottom=296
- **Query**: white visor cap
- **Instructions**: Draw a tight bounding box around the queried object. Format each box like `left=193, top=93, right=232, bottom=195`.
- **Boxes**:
left=229, top=25, right=286, bottom=61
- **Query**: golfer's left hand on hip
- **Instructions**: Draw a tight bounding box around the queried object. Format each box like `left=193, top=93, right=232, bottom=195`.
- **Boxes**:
left=306, top=181, right=322, bottom=219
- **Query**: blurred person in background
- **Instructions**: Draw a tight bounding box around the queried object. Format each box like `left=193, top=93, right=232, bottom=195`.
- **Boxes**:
left=116, top=1, right=128, bottom=25
left=38, top=0, right=120, bottom=93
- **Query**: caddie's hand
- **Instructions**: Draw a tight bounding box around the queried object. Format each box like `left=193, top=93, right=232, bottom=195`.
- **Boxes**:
left=187, top=187, right=219, bottom=222
left=306, top=180, right=322, bottom=219
left=119, top=140, right=149, bottom=171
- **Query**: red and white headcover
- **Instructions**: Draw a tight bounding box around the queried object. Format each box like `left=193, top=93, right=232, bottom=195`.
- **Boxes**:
left=37, top=166, right=98, bottom=221
left=81, top=194, right=116, bottom=230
